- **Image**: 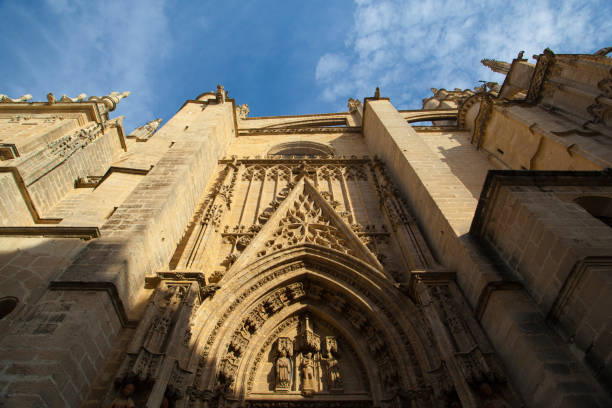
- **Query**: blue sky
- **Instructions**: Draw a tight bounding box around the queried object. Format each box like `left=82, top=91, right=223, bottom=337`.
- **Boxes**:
left=1, top=0, right=610, bottom=133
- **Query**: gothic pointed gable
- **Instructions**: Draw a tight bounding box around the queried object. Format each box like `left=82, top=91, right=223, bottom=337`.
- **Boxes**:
left=229, top=177, right=383, bottom=273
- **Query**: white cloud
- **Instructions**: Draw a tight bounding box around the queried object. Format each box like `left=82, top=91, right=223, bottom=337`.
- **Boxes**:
left=316, top=54, right=349, bottom=82
left=314, top=0, right=612, bottom=109
left=6, top=0, right=172, bottom=132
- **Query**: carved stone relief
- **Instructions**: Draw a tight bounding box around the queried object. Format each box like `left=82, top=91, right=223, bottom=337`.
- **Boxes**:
left=108, top=281, right=200, bottom=407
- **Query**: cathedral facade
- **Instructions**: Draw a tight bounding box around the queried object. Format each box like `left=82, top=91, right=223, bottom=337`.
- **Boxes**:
left=0, top=48, right=611, bottom=407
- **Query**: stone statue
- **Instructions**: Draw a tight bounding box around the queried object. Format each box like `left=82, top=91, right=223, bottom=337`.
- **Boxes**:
left=109, top=383, right=136, bottom=408
left=323, top=336, right=342, bottom=390
left=237, top=104, right=249, bottom=119
left=325, top=354, right=342, bottom=390
left=347, top=98, right=362, bottom=113
left=300, top=352, right=315, bottom=394
left=275, top=349, right=291, bottom=390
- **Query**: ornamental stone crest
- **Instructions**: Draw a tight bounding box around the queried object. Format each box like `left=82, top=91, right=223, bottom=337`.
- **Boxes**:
left=227, top=177, right=382, bottom=273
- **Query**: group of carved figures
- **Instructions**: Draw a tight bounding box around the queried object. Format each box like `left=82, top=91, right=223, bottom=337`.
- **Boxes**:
left=274, top=316, right=343, bottom=395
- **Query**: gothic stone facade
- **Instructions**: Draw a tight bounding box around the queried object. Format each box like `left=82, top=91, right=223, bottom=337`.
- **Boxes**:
left=0, top=49, right=611, bottom=408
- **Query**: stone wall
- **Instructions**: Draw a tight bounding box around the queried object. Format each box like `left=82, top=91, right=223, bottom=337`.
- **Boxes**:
left=362, top=99, right=611, bottom=407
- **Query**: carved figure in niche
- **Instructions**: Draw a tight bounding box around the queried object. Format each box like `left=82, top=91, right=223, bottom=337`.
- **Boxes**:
left=275, top=350, right=291, bottom=390
left=324, top=354, right=342, bottom=390
left=301, top=352, right=315, bottom=394
left=323, top=336, right=342, bottom=390
left=109, top=383, right=136, bottom=408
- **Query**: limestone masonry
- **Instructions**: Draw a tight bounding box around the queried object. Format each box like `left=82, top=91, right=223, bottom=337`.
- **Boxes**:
left=0, top=48, right=611, bottom=407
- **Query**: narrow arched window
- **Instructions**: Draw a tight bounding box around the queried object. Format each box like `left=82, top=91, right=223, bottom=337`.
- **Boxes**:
left=574, top=196, right=612, bottom=227
left=0, top=297, right=18, bottom=319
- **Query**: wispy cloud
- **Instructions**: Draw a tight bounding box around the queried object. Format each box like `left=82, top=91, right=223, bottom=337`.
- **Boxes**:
left=2, top=0, right=172, bottom=132
left=315, top=0, right=612, bottom=109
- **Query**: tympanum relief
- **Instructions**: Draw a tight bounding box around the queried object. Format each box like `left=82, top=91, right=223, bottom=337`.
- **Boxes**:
left=244, top=313, right=371, bottom=400
left=271, top=316, right=344, bottom=395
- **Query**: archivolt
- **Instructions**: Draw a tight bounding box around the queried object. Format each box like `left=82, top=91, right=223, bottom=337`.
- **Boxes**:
left=187, top=245, right=438, bottom=402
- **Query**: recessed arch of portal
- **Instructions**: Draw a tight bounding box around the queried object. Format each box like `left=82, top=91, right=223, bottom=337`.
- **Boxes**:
left=196, top=274, right=408, bottom=402
left=187, top=248, right=439, bottom=404
left=237, top=303, right=376, bottom=402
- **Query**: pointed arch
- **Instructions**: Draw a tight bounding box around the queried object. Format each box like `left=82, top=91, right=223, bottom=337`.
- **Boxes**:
left=187, top=246, right=440, bottom=406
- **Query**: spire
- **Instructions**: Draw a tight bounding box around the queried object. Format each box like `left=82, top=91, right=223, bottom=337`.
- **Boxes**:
left=128, top=118, right=163, bottom=142
left=481, top=59, right=511, bottom=75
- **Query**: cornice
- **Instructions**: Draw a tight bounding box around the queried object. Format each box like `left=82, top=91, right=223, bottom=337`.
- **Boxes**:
left=218, top=156, right=370, bottom=165
left=0, top=102, right=102, bottom=124
left=243, top=111, right=351, bottom=120
left=412, top=126, right=460, bottom=132
left=238, top=126, right=361, bottom=136
left=0, top=167, right=61, bottom=224
left=0, top=226, right=99, bottom=239
left=49, top=281, right=137, bottom=328
left=470, top=169, right=612, bottom=239
left=403, top=109, right=457, bottom=123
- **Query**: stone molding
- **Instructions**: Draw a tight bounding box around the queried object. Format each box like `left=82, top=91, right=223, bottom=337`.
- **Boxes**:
left=0, top=167, right=62, bottom=224
left=0, top=225, right=99, bottom=239
left=411, top=125, right=459, bottom=132
left=470, top=170, right=612, bottom=238
left=548, top=256, right=612, bottom=327
left=48, top=281, right=137, bottom=327
left=474, top=281, right=524, bottom=321
left=238, top=127, right=361, bottom=136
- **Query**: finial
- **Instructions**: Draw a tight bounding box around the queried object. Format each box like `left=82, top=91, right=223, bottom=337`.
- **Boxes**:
left=0, top=94, right=32, bottom=103
left=88, top=91, right=130, bottom=113
left=481, top=59, right=511, bottom=74
left=128, top=118, right=163, bottom=141
left=517, top=50, right=525, bottom=60
left=216, top=84, right=226, bottom=103
left=374, top=87, right=380, bottom=99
